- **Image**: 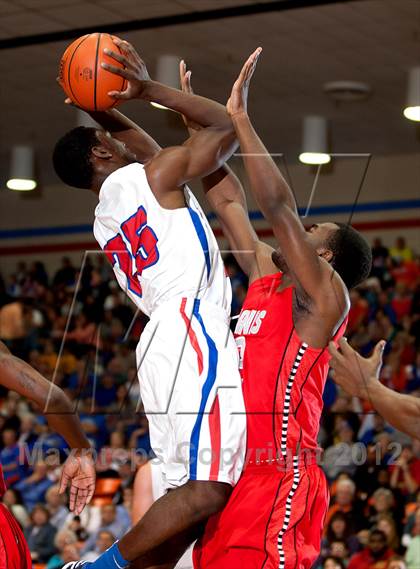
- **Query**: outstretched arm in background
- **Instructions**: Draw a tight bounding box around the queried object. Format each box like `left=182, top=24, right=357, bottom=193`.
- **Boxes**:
left=0, top=341, right=95, bottom=514
left=329, top=338, right=420, bottom=440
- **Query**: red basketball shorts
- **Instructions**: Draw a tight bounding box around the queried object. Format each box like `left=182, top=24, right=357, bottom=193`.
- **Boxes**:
left=0, top=504, right=32, bottom=569
left=193, top=461, right=329, bottom=569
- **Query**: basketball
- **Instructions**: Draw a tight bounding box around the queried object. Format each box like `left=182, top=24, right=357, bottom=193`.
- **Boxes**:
left=58, top=32, right=127, bottom=112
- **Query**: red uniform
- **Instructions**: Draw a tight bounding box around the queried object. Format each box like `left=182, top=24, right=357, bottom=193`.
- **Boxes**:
left=194, top=273, right=347, bottom=569
left=0, top=464, right=32, bottom=569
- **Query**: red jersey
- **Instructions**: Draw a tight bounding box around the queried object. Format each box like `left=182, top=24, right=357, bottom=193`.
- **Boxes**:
left=234, top=272, right=347, bottom=461
left=194, top=272, right=347, bottom=569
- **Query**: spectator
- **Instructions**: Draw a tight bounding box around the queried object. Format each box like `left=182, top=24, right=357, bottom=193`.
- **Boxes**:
left=2, top=488, right=30, bottom=529
left=371, top=238, right=389, bottom=281
left=323, top=557, right=346, bottom=569
left=323, top=422, right=358, bottom=480
left=46, top=529, right=78, bottom=569
left=377, top=515, right=401, bottom=553
left=0, top=429, right=23, bottom=485
left=390, top=445, right=420, bottom=497
left=24, top=504, right=57, bottom=563
left=368, top=488, right=396, bottom=527
left=84, top=530, right=116, bottom=562
left=17, top=413, right=39, bottom=450
left=81, top=504, right=130, bottom=554
left=348, top=529, right=394, bottom=569
left=325, top=478, right=365, bottom=534
left=15, top=461, right=54, bottom=511
left=388, top=557, right=407, bottom=569
left=322, top=512, right=361, bottom=557
left=390, top=238, right=413, bottom=264
left=45, top=484, right=69, bottom=528
left=53, top=256, right=77, bottom=287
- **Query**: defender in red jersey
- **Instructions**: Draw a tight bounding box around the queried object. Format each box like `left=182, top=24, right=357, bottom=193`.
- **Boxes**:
left=178, top=57, right=372, bottom=569
left=0, top=341, right=95, bottom=568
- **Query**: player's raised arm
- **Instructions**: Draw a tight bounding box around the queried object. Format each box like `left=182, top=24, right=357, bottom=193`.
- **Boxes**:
left=102, top=39, right=241, bottom=189
left=179, top=61, right=275, bottom=278
left=0, top=342, right=95, bottom=514
left=329, top=339, right=420, bottom=440
left=227, top=51, right=347, bottom=315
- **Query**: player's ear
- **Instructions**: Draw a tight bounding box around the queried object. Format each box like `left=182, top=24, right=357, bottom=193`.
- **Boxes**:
left=91, top=146, right=113, bottom=160
left=318, top=247, right=334, bottom=263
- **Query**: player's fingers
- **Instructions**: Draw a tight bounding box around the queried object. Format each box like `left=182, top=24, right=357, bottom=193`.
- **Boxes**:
left=103, top=48, right=133, bottom=69
left=74, top=489, right=88, bottom=515
left=337, top=337, right=353, bottom=357
left=112, top=37, right=130, bottom=51
left=185, top=70, right=193, bottom=93
left=372, top=340, right=386, bottom=365
left=245, top=47, right=262, bottom=80
left=69, top=486, right=78, bottom=512
left=239, top=47, right=262, bottom=83
left=86, top=484, right=95, bottom=506
left=101, top=62, right=134, bottom=80
left=113, top=38, right=137, bottom=60
left=328, top=341, right=342, bottom=362
left=108, top=90, right=130, bottom=99
left=179, top=59, right=186, bottom=80
left=59, top=472, right=69, bottom=495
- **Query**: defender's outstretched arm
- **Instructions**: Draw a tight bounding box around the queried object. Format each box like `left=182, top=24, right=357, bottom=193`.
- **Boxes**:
left=178, top=57, right=275, bottom=279
left=227, top=53, right=346, bottom=315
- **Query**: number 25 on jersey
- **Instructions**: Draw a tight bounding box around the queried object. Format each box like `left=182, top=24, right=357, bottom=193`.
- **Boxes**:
left=104, top=206, right=159, bottom=297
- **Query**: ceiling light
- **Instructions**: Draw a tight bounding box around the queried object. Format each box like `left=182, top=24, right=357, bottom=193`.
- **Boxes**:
left=299, top=116, right=331, bottom=165
left=151, top=55, right=180, bottom=110
left=403, top=67, right=420, bottom=122
left=7, top=146, right=37, bottom=191
left=323, top=80, right=371, bottom=102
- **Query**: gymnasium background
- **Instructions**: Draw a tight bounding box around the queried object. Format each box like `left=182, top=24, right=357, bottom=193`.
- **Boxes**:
left=0, top=1, right=419, bottom=568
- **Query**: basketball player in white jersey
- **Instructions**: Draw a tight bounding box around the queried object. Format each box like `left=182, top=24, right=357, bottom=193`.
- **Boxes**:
left=54, top=41, right=260, bottom=568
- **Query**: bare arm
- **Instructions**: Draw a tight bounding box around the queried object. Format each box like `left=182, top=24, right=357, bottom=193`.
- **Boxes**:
left=226, top=59, right=346, bottom=314
left=101, top=40, right=244, bottom=192
left=88, top=108, right=161, bottom=159
left=329, top=338, right=420, bottom=440
left=179, top=59, right=276, bottom=277
left=0, top=341, right=95, bottom=513
left=230, top=113, right=345, bottom=308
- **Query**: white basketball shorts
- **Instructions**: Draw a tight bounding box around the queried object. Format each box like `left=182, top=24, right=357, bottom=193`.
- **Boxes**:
left=136, top=297, right=246, bottom=489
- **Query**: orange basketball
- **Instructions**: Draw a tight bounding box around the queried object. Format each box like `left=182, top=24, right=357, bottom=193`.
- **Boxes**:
left=58, top=33, right=127, bottom=112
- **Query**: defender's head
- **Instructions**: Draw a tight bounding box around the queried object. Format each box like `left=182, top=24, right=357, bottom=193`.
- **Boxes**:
left=53, top=127, right=138, bottom=191
left=272, top=222, right=372, bottom=290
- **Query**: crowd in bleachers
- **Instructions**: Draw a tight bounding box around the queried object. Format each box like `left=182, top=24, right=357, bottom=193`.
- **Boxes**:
left=0, top=234, right=418, bottom=569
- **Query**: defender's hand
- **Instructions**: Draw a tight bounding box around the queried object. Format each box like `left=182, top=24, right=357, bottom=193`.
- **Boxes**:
left=179, top=60, right=201, bottom=132
left=328, top=338, right=385, bottom=400
left=227, top=47, right=262, bottom=118
left=59, top=450, right=96, bottom=515
left=102, top=38, right=151, bottom=101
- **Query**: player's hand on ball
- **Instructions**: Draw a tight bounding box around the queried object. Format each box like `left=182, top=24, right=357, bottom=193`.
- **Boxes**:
left=227, top=47, right=262, bottom=117
left=328, top=338, right=386, bottom=400
left=59, top=450, right=96, bottom=515
left=102, top=38, right=151, bottom=100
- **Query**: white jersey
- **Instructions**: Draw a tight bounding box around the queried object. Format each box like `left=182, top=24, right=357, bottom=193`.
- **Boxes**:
left=93, top=163, right=231, bottom=317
